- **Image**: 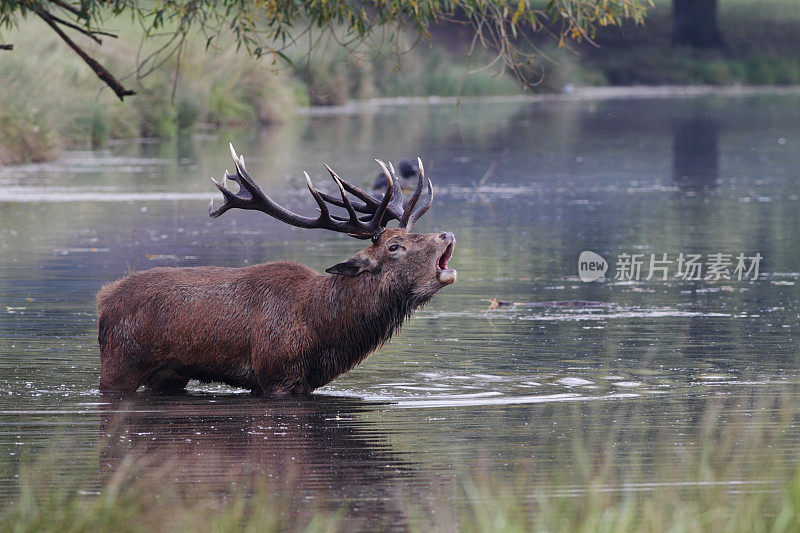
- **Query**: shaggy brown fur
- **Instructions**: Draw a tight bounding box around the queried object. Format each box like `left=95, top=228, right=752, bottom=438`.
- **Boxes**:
left=97, top=228, right=456, bottom=396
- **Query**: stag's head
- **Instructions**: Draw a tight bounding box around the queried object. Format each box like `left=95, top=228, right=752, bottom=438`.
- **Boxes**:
left=209, top=145, right=456, bottom=300
left=326, top=228, right=456, bottom=302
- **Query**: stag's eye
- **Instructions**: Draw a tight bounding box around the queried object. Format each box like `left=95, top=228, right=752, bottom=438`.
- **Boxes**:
left=388, top=244, right=400, bottom=252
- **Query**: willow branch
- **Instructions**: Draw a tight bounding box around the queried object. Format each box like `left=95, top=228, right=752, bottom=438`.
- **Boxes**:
left=47, top=0, right=84, bottom=19
left=35, top=7, right=135, bottom=100
left=46, top=11, right=117, bottom=44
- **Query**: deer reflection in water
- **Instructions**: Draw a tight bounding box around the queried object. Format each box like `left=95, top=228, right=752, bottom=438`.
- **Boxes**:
left=98, top=395, right=443, bottom=528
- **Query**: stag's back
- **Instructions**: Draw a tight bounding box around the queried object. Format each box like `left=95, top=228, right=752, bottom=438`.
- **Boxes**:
left=97, top=263, right=317, bottom=366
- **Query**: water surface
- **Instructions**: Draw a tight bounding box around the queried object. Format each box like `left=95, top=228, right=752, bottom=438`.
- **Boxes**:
left=1, top=94, right=799, bottom=519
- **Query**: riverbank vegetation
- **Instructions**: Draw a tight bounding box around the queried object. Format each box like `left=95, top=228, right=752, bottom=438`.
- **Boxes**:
left=0, top=0, right=649, bottom=99
left=2, top=395, right=800, bottom=532
left=0, top=19, right=523, bottom=165
left=1, top=0, right=800, bottom=165
left=563, top=0, right=800, bottom=87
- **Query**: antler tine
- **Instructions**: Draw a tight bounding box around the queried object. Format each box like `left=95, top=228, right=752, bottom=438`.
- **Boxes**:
left=333, top=175, right=381, bottom=206
left=210, top=145, right=336, bottom=231
left=307, top=172, right=374, bottom=239
left=315, top=164, right=400, bottom=220
left=229, top=142, right=242, bottom=165
left=371, top=162, right=395, bottom=228
left=208, top=168, right=254, bottom=218
left=400, top=157, right=425, bottom=227
left=326, top=163, right=395, bottom=231
left=311, top=160, right=408, bottom=228
left=376, top=159, right=405, bottom=225
left=316, top=190, right=372, bottom=214
left=304, top=172, right=330, bottom=219
left=324, top=164, right=362, bottom=225
left=405, top=179, right=434, bottom=231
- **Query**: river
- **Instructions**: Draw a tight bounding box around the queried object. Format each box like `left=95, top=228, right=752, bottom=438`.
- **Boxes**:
left=1, top=94, right=799, bottom=524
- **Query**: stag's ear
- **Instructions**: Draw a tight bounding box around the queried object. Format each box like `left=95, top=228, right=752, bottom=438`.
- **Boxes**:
left=325, top=253, right=377, bottom=277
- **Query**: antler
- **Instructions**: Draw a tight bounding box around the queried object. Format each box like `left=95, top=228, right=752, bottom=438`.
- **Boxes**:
left=209, top=144, right=433, bottom=238
left=314, top=158, right=433, bottom=231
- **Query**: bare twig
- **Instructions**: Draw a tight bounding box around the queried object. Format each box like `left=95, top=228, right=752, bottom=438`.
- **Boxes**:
left=127, top=229, right=138, bottom=274
left=34, top=7, right=135, bottom=100
left=133, top=31, right=182, bottom=80
left=476, top=160, right=498, bottom=188
left=47, top=0, right=84, bottom=19
left=171, top=38, right=185, bottom=103
left=0, top=44, right=13, bottom=50
left=476, top=148, right=508, bottom=188
left=46, top=11, right=117, bottom=44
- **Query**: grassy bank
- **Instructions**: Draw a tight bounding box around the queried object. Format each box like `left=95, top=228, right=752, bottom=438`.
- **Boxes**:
left=0, top=22, right=306, bottom=164
left=0, top=19, right=520, bottom=165
left=3, top=396, right=800, bottom=532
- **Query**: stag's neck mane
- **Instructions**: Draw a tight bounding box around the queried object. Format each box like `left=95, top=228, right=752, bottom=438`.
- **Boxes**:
left=325, top=271, right=421, bottom=340
left=301, top=271, right=425, bottom=388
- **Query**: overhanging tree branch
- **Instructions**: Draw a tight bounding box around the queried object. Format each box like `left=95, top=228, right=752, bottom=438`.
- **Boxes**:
left=46, top=0, right=85, bottom=19
left=46, top=10, right=117, bottom=44
left=34, top=7, right=134, bottom=100
left=1, top=0, right=650, bottom=100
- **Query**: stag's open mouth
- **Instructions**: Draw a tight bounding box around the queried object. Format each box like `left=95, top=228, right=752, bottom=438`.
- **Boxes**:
left=436, top=242, right=457, bottom=285
left=437, top=242, right=454, bottom=271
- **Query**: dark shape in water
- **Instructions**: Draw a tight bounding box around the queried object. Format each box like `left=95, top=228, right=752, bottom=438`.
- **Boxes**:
left=673, top=114, right=720, bottom=192
left=373, top=158, right=419, bottom=193
left=486, top=298, right=610, bottom=310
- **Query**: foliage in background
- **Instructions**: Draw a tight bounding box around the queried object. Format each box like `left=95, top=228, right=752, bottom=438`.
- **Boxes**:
left=2, top=1, right=800, bottom=165
left=0, top=20, right=307, bottom=164
left=0, top=0, right=652, bottom=98
left=558, top=0, right=800, bottom=87
left=0, top=17, right=527, bottom=164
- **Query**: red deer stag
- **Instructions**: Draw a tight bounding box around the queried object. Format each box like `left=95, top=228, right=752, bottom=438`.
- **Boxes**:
left=98, top=145, right=456, bottom=396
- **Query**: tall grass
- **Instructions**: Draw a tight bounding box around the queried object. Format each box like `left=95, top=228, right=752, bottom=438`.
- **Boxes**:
left=3, top=396, right=800, bottom=532
left=2, top=456, right=341, bottom=532
left=0, top=20, right=307, bottom=164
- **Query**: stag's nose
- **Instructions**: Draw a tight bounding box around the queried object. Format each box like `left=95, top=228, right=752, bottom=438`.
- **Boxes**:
left=438, top=232, right=455, bottom=242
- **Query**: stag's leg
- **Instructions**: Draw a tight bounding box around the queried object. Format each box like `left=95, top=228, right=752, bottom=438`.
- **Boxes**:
left=250, top=377, right=291, bottom=398
left=98, top=350, right=148, bottom=392
left=145, top=367, right=190, bottom=394
left=251, top=350, right=304, bottom=398
left=98, top=307, right=151, bottom=392
left=263, top=385, right=293, bottom=399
